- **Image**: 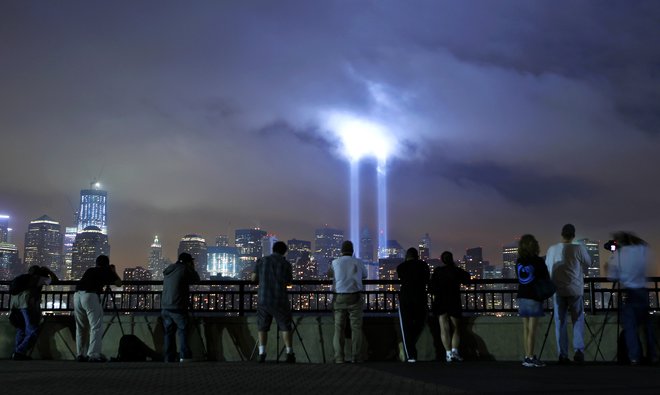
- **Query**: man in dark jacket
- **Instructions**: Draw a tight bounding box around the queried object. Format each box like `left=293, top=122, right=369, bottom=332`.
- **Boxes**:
left=396, top=247, right=430, bottom=362
left=161, top=252, right=201, bottom=362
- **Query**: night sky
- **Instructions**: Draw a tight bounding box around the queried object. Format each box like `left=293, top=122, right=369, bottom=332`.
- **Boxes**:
left=1, top=1, right=659, bottom=273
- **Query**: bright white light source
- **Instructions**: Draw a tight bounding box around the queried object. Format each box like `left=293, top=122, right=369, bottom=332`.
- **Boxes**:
left=94, top=182, right=101, bottom=189
left=325, top=112, right=394, bottom=162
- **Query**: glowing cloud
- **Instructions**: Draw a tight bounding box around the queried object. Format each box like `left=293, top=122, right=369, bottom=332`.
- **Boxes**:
left=324, top=112, right=396, bottom=162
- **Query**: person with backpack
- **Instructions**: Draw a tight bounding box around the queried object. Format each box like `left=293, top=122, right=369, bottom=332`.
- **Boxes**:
left=9, top=265, right=58, bottom=360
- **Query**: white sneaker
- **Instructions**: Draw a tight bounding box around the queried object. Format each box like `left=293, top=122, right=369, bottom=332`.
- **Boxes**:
left=407, top=358, right=416, bottom=363
left=451, top=351, right=463, bottom=362
left=446, top=354, right=453, bottom=362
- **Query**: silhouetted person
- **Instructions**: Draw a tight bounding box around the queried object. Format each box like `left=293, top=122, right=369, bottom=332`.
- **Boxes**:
left=328, top=240, right=367, bottom=363
left=545, top=224, right=591, bottom=364
left=430, top=251, right=470, bottom=363
left=605, top=231, right=656, bottom=365
left=9, top=265, right=58, bottom=360
left=74, top=255, right=122, bottom=362
left=397, top=247, right=430, bottom=362
left=161, top=252, right=200, bottom=362
left=252, top=241, right=296, bottom=363
left=517, top=234, right=550, bottom=368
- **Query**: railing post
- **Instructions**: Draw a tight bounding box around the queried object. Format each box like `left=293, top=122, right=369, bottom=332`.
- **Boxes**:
left=239, top=283, right=245, bottom=317
left=589, top=279, right=595, bottom=314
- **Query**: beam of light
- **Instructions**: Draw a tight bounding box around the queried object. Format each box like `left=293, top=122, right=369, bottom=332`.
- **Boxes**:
left=350, top=160, right=360, bottom=259
left=377, top=158, right=387, bottom=259
left=324, top=112, right=394, bottom=162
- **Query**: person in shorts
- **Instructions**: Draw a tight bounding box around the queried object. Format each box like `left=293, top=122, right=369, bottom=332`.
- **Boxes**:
left=252, top=241, right=295, bottom=363
left=516, top=234, right=550, bottom=368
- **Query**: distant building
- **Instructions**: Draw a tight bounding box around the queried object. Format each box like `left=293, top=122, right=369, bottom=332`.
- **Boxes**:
left=464, top=247, right=484, bottom=279
left=577, top=238, right=601, bottom=277
left=215, top=235, right=230, bottom=247
left=71, top=226, right=110, bottom=280
left=465, top=247, right=483, bottom=263
left=419, top=233, right=431, bottom=260
left=235, top=228, right=267, bottom=274
left=0, top=242, right=20, bottom=280
left=314, top=226, right=344, bottom=276
left=0, top=214, right=9, bottom=243
left=502, top=241, right=518, bottom=279
left=261, top=234, right=278, bottom=257
left=360, top=228, right=374, bottom=262
left=178, top=234, right=208, bottom=279
left=23, top=215, right=63, bottom=277
left=77, top=182, right=108, bottom=235
left=207, top=246, right=240, bottom=278
left=147, top=235, right=164, bottom=280
left=62, top=226, right=77, bottom=280
left=287, top=239, right=314, bottom=279
left=382, top=240, right=404, bottom=259
left=378, top=257, right=404, bottom=290
left=123, top=266, right=153, bottom=309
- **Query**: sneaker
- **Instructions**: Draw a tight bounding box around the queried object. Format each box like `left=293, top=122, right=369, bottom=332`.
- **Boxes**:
left=285, top=352, right=296, bottom=364
left=11, top=352, right=31, bottom=361
left=76, top=355, right=89, bottom=363
left=179, top=358, right=194, bottom=363
left=407, top=358, right=416, bottom=363
left=558, top=355, right=571, bottom=365
left=446, top=354, right=453, bottom=363
left=451, top=351, right=464, bottom=362
left=88, top=355, right=107, bottom=363
left=522, top=356, right=545, bottom=367
left=258, top=353, right=267, bottom=363
left=573, top=350, right=584, bottom=364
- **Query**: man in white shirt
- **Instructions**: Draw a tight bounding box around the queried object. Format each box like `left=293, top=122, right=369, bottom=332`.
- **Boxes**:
left=328, top=241, right=367, bottom=363
left=545, top=224, right=591, bottom=364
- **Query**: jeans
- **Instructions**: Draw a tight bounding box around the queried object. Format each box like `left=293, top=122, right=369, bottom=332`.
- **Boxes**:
left=553, top=294, right=585, bottom=358
left=15, top=309, right=39, bottom=355
left=333, top=294, right=364, bottom=362
left=622, top=288, right=656, bottom=362
left=162, top=309, right=191, bottom=362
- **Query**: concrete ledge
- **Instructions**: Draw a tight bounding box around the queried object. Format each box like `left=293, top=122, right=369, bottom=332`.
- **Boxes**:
left=0, top=313, right=647, bottom=362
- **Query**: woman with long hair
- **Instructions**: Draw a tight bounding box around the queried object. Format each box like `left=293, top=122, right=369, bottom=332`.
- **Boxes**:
left=516, top=234, right=550, bottom=368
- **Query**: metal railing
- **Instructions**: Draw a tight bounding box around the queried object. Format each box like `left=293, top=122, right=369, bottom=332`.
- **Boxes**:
left=1, top=277, right=659, bottom=316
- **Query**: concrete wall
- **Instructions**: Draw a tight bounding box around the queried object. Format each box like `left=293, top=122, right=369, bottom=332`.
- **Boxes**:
left=0, top=313, right=641, bottom=362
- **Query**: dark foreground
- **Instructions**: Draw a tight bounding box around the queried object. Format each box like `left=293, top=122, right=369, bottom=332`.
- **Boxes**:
left=1, top=360, right=658, bottom=394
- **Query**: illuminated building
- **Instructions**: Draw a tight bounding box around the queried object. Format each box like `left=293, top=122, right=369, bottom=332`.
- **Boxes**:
left=207, top=246, right=240, bottom=278
left=0, top=242, right=20, bottom=280
left=287, top=239, right=314, bottom=279
left=313, top=226, right=344, bottom=276
left=360, top=228, right=374, bottom=262
left=501, top=242, right=518, bottom=279
left=261, top=234, right=278, bottom=257
left=0, top=214, right=9, bottom=243
left=147, top=235, right=164, bottom=280
left=178, top=234, right=208, bottom=279
left=23, top=215, right=63, bottom=277
left=419, top=233, right=431, bottom=260
left=77, top=182, right=108, bottom=235
left=123, top=266, right=153, bottom=309
left=235, top=228, right=267, bottom=275
left=382, top=239, right=404, bottom=259
left=62, top=226, right=77, bottom=280
left=71, top=226, right=110, bottom=280
left=577, top=238, right=601, bottom=277
left=215, top=235, right=230, bottom=247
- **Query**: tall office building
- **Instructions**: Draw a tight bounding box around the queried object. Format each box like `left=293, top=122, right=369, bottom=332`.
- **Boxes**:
left=419, top=233, right=431, bottom=260
left=178, top=234, right=208, bottom=279
left=0, top=242, right=20, bottom=280
left=62, top=226, right=77, bottom=280
left=207, top=246, right=240, bottom=278
left=577, top=238, right=601, bottom=277
left=288, top=239, right=314, bottom=279
left=502, top=241, right=518, bottom=279
left=464, top=247, right=485, bottom=279
left=215, top=235, right=230, bottom=247
left=0, top=214, right=9, bottom=243
left=235, top=228, right=267, bottom=276
left=71, top=226, right=110, bottom=280
left=77, top=182, right=108, bottom=234
left=23, top=215, right=63, bottom=277
left=147, top=235, right=164, bottom=280
left=261, top=234, right=278, bottom=257
left=382, top=240, right=404, bottom=259
left=359, top=228, right=374, bottom=262
left=314, top=226, right=344, bottom=276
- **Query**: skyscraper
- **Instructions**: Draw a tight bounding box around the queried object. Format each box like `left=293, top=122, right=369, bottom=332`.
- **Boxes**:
left=147, top=235, right=164, bottom=280
left=123, top=266, right=153, bottom=309
left=577, top=238, right=601, bottom=277
left=314, top=226, right=344, bottom=276
left=23, top=215, right=63, bottom=276
left=215, top=235, right=230, bottom=247
left=62, top=226, right=77, bottom=280
left=0, top=242, right=20, bottom=280
left=419, top=233, right=431, bottom=260
left=77, top=182, right=108, bottom=234
left=502, top=241, right=518, bottom=279
left=360, top=228, right=374, bottom=262
left=71, top=226, right=110, bottom=279
left=207, top=246, right=240, bottom=278
left=0, top=214, right=9, bottom=243
left=382, top=239, right=404, bottom=259
left=235, top=228, right=267, bottom=276
left=287, top=239, right=314, bottom=279
left=178, top=234, right=208, bottom=279
left=261, top=234, right=278, bottom=257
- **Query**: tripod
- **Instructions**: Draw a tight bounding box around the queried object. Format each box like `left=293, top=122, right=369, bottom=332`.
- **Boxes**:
left=102, top=285, right=124, bottom=339
left=250, top=317, right=311, bottom=363
left=593, top=281, right=620, bottom=361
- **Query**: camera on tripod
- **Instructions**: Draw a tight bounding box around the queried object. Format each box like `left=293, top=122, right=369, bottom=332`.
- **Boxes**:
left=604, top=240, right=617, bottom=252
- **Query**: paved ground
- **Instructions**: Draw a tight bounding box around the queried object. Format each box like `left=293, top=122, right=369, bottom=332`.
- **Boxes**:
left=2, top=360, right=659, bottom=394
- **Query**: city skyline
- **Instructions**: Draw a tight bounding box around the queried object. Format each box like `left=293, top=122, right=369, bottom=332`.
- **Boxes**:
left=1, top=1, right=659, bottom=274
